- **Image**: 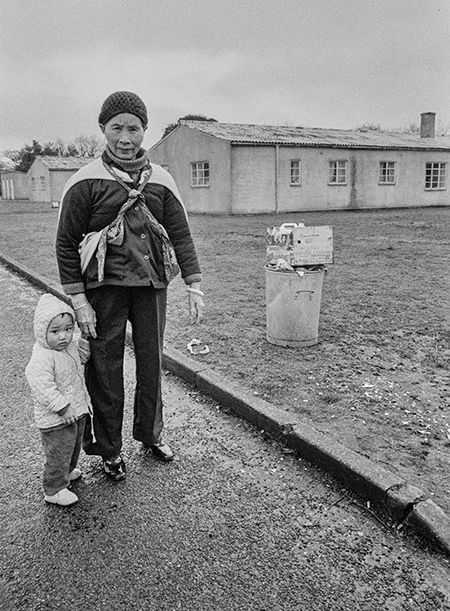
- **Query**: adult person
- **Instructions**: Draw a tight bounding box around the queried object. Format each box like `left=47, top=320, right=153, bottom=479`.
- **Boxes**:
left=56, top=91, right=204, bottom=481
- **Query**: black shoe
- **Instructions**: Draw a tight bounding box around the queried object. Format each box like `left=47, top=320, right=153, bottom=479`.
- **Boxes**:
left=146, top=441, right=174, bottom=462
left=103, top=456, right=126, bottom=481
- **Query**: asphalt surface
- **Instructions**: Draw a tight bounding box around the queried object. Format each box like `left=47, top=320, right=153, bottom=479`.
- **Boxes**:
left=1, top=264, right=450, bottom=610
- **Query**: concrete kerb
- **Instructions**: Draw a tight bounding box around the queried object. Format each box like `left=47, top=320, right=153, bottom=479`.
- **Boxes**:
left=409, top=500, right=450, bottom=554
left=1, top=251, right=449, bottom=556
left=0, top=253, right=72, bottom=307
left=173, top=352, right=450, bottom=556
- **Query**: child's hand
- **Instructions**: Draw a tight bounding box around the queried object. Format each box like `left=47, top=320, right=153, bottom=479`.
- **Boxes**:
left=78, top=336, right=91, bottom=363
left=58, top=404, right=77, bottom=425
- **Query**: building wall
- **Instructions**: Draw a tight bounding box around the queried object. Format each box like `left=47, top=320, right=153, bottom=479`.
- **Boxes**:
left=278, top=147, right=349, bottom=212
left=231, top=146, right=276, bottom=213
left=1, top=172, right=28, bottom=199
left=50, top=170, right=78, bottom=203
left=2, top=174, right=11, bottom=198
left=276, top=147, right=450, bottom=211
left=28, top=160, right=80, bottom=203
left=28, top=159, right=51, bottom=202
left=149, top=126, right=232, bottom=213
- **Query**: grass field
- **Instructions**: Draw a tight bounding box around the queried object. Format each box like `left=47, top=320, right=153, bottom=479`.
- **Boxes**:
left=1, top=199, right=449, bottom=514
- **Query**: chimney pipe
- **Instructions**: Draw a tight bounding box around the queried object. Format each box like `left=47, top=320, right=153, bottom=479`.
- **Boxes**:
left=420, top=112, right=436, bottom=138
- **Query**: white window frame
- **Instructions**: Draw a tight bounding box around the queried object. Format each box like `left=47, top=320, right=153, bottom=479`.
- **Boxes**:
left=40, top=176, right=46, bottom=190
left=191, top=161, right=210, bottom=187
left=290, top=159, right=301, bottom=185
left=425, top=162, right=446, bottom=190
left=31, top=177, right=36, bottom=191
left=328, top=160, right=348, bottom=185
left=379, top=161, right=396, bottom=185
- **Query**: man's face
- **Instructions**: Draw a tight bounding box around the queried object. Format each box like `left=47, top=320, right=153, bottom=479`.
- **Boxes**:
left=101, top=113, right=146, bottom=160
left=46, top=313, right=74, bottom=351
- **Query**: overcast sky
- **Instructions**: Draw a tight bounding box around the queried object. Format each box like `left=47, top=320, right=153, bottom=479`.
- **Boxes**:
left=1, top=0, right=449, bottom=152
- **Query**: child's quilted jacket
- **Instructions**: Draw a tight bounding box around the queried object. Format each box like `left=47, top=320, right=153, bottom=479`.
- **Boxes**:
left=25, top=293, right=92, bottom=429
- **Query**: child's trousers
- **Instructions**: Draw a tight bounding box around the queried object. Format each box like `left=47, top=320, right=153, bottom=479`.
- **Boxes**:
left=40, top=416, right=86, bottom=496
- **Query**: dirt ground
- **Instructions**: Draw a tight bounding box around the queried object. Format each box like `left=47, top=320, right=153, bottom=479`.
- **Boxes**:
left=1, top=201, right=449, bottom=516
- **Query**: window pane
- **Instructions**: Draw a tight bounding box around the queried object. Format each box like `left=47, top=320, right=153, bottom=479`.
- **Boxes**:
left=290, top=160, right=300, bottom=184
left=425, top=162, right=446, bottom=189
left=329, top=161, right=347, bottom=184
left=379, top=161, right=395, bottom=184
left=191, top=161, right=209, bottom=186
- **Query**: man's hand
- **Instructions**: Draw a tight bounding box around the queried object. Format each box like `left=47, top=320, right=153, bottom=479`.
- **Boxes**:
left=71, top=293, right=97, bottom=338
left=187, top=284, right=204, bottom=324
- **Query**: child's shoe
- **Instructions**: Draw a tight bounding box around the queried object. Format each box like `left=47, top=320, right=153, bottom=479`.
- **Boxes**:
left=69, top=468, right=82, bottom=481
left=103, top=456, right=126, bottom=481
left=44, top=488, right=78, bottom=506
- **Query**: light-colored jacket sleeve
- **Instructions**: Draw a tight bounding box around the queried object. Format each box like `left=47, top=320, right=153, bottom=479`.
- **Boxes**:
left=25, top=352, right=69, bottom=414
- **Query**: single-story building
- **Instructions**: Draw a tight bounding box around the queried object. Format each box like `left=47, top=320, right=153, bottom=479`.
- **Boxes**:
left=1, top=170, right=28, bottom=200
left=148, top=112, right=450, bottom=214
left=27, top=156, right=95, bottom=203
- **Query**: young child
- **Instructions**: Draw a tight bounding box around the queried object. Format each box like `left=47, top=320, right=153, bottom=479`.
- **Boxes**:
left=25, top=293, right=93, bottom=507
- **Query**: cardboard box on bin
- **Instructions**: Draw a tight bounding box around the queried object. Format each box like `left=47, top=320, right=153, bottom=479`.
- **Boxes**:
left=266, top=223, right=333, bottom=266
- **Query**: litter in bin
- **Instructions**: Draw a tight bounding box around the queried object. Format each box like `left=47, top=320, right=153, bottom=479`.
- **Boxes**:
left=187, top=338, right=210, bottom=355
left=266, top=259, right=326, bottom=275
left=266, top=223, right=333, bottom=267
left=273, top=258, right=295, bottom=271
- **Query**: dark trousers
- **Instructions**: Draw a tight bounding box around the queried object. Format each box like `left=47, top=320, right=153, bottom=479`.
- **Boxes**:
left=40, top=416, right=86, bottom=496
left=84, top=285, right=167, bottom=459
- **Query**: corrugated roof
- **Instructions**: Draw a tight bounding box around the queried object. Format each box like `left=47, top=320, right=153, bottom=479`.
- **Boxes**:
left=36, top=156, right=96, bottom=170
left=178, top=121, right=450, bottom=151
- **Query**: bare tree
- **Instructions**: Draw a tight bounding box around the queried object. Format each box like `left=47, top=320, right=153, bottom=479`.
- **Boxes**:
left=71, top=134, right=103, bottom=156
left=162, top=114, right=218, bottom=139
left=402, top=122, right=420, bottom=134
left=0, top=155, right=15, bottom=171
left=436, top=120, right=450, bottom=136
left=2, top=150, right=20, bottom=166
left=53, top=138, right=68, bottom=156
left=356, top=123, right=383, bottom=132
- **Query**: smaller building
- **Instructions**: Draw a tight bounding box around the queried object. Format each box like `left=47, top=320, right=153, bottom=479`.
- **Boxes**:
left=27, top=156, right=95, bottom=203
left=1, top=170, right=28, bottom=200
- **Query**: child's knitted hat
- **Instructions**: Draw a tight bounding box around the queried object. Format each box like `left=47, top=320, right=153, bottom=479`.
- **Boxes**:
left=98, top=91, right=148, bottom=127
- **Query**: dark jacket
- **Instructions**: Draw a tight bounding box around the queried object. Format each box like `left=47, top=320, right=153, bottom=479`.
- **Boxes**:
left=56, top=154, right=201, bottom=295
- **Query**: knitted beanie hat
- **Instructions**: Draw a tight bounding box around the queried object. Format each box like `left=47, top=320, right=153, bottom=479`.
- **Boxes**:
left=98, top=91, right=148, bottom=127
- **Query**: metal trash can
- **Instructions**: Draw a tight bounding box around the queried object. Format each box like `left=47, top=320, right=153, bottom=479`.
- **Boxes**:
left=265, top=265, right=325, bottom=347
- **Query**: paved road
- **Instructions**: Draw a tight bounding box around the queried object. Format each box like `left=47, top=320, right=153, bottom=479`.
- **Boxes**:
left=1, top=265, right=449, bottom=611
